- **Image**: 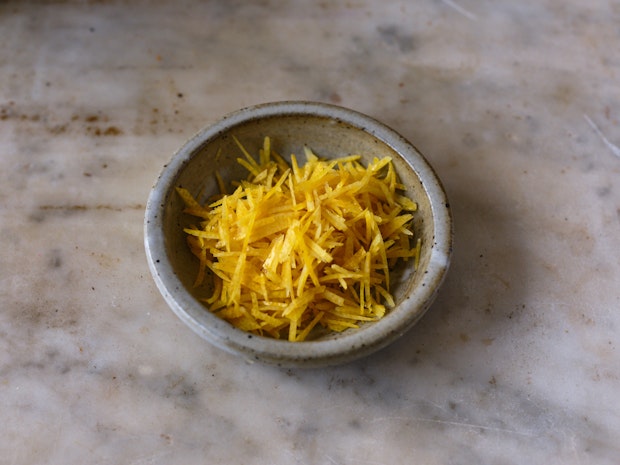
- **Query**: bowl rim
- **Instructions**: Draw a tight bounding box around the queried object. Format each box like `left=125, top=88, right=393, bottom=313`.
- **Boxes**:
left=144, top=100, right=453, bottom=367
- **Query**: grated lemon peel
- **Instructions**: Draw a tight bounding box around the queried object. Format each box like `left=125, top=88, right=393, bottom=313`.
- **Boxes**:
left=177, top=137, right=420, bottom=342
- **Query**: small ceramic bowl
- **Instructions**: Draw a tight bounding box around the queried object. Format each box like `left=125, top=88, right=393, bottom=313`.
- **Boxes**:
left=144, top=101, right=452, bottom=368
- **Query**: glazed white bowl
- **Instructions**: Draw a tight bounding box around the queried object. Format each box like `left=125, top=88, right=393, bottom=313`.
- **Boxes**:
left=144, top=101, right=452, bottom=367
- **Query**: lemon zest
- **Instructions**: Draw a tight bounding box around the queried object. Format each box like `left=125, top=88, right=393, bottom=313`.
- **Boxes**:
left=178, top=137, right=420, bottom=341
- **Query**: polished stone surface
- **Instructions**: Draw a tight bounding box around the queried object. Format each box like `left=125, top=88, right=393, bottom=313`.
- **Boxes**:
left=1, top=1, right=619, bottom=463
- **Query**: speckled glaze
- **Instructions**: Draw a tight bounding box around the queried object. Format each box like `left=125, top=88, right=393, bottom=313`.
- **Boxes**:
left=144, top=101, right=452, bottom=367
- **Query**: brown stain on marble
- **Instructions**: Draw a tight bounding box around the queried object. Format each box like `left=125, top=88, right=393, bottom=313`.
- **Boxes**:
left=1, top=103, right=125, bottom=137
left=18, top=304, right=80, bottom=331
left=90, top=251, right=121, bottom=269
left=38, top=203, right=144, bottom=213
left=86, top=125, right=123, bottom=136
left=31, top=203, right=144, bottom=223
left=1, top=93, right=194, bottom=137
left=551, top=83, right=577, bottom=107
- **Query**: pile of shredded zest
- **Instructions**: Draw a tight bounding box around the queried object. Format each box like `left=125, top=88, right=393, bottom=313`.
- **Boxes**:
left=176, top=136, right=420, bottom=342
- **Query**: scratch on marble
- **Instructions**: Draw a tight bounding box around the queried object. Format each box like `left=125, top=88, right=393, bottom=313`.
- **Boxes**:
left=441, top=0, right=477, bottom=20
left=567, top=431, right=589, bottom=465
left=325, top=455, right=341, bottom=465
left=584, top=114, right=620, bottom=159
left=370, top=415, right=535, bottom=437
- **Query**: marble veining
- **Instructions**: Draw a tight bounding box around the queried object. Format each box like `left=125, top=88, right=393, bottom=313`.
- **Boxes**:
left=1, top=1, right=619, bottom=464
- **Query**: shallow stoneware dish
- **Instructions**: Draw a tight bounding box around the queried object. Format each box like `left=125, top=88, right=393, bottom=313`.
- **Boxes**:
left=144, top=101, right=452, bottom=368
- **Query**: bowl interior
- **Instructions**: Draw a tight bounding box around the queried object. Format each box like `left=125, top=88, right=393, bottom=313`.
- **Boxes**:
left=162, top=114, right=435, bottom=344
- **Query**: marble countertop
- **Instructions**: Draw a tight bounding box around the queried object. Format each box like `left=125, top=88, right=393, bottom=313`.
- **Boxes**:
left=1, top=1, right=619, bottom=463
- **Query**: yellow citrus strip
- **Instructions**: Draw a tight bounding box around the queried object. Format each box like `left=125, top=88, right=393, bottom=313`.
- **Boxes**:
left=177, top=136, right=419, bottom=341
